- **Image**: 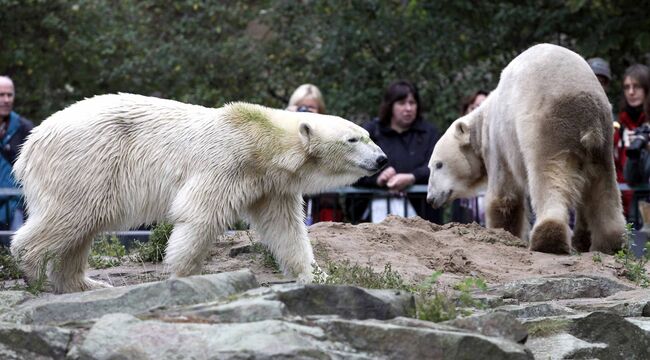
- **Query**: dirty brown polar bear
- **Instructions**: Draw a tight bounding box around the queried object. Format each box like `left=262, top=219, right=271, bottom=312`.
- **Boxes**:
left=11, top=94, right=387, bottom=293
left=427, top=43, right=625, bottom=254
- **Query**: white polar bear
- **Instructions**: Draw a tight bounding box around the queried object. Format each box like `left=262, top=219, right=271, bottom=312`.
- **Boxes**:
left=427, top=43, right=625, bottom=254
left=11, top=94, right=387, bottom=293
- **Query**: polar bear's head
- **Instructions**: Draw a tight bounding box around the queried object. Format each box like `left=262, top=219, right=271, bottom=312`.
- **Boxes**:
left=295, top=113, right=387, bottom=179
left=426, top=115, right=486, bottom=208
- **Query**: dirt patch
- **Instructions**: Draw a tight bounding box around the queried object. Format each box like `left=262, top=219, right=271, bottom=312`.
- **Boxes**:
left=6, top=215, right=644, bottom=291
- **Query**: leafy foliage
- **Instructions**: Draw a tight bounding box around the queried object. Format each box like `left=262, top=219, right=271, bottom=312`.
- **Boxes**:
left=2, top=1, right=648, bottom=130
left=89, top=235, right=127, bottom=269
left=313, top=260, right=488, bottom=322
left=133, top=222, right=173, bottom=263
left=250, top=242, right=280, bottom=272
left=0, top=246, right=22, bottom=281
left=615, top=223, right=650, bottom=287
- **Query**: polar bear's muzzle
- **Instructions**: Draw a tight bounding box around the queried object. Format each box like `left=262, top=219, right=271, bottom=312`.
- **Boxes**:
left=427, top=189, right=452, bottom=209
left=359, top=154, right=388, bottom=174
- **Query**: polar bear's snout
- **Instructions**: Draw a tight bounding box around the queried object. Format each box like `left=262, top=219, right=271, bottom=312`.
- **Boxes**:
left=375, top=154, right=388, bottom=170
left=426, top=189, right=452, bottom=209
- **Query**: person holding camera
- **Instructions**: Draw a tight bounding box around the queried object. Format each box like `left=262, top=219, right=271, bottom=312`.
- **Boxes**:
left=624, top=95, right=650, bottom=185
left=613, top=64, right=649, bottom=217
left=286, top=83, right=325, bottom=114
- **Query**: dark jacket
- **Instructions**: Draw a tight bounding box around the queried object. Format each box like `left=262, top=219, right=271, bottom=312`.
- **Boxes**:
left=356, top=118, right=439, bottom=187
left=352, top=118, right=441, bottom=223
left=0, top=112, right=33, bottom=228
left=624, top=149, right=650, bottom=186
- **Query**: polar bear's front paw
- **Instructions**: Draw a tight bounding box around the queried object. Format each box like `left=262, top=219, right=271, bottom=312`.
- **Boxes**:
left=296, top=270, right=314, bottom=284
left=297, top=263, right=328, bottom=284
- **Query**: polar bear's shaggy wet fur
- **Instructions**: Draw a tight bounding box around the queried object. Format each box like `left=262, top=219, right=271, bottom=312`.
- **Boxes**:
left=11, top=94, right=386, bottom=293
left=427, top=44, right=625, bottom=254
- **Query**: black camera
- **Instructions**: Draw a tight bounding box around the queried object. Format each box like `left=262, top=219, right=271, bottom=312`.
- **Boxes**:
left=626, top=124, right=650, bottom=159
left=296, top=105, right=312, bottom=112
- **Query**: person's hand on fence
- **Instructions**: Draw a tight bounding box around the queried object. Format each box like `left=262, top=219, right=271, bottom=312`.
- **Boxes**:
left=376, top=166, right=396, bottom=187
left=386, top=173, right=415, bottom=192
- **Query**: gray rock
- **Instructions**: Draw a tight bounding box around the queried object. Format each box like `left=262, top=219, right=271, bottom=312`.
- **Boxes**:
left=526, top=333, right=607, bottom=360
left=486, top=275, right=633, bottom=302
left=0, top=321, right=72, bottom=359
left=69, top=311, right=534, bottom=360
left=568, top=311, right=650, bottom=359
left=273, top=284, right=415, bottom=319
left=627, top=317, right=650, bottom=333
left=315, top=317, right=534, bottom=360
left=68, top=313, right=372, bottom=360
left=0, top=291, right=34, bottom=315
left=495, top=302, right=578, bottom=319
left=161, top=297, right=288, bottom=323
left=1, top=269, right=258, bottom=325
left=559, top=289, right=650, bottom=317
left=443, top=312, right=529, bottom=343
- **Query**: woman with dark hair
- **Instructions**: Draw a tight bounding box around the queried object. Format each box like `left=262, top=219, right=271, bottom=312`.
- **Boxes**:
left=615, top=64, right=649, bottom=216
left=352, top=80, right=441, bottom=223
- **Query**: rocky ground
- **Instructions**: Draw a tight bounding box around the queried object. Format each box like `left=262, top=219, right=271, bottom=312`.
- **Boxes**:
left=0, top=216, right=649, bottom=359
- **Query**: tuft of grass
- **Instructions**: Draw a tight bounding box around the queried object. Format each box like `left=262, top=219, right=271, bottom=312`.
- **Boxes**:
left=592, top=252, right=602, bottom=263
left=0, top=246, right=23, bottom=281
left=133, top=222, right=172, bottom=263
left=230, top=220, right=249, bottom=231
left=250, top=242, right=280, bottom=272
left=313, top=259, right=413, bottom=291
left=615, top=223, right=649, bottom=287
left=527, top=318, right=571, bottom=337
left=453, top=276, right=488, bottom=309
left=312, top=260, right=487, bottom=322
left=89, top=235, right=126, bottom=269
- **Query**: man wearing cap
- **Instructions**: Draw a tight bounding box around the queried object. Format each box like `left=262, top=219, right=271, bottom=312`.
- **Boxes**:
left=588, top=57, right=612, bottom=92
left=0, top=76, right=34, bottom=230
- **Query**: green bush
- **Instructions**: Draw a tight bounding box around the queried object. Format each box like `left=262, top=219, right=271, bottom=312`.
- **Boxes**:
left=615, top=223, right=650, bottom=287
left=313, top=260, right=487, bottom=322
left=133, top=222, right=173, bottom=263
left=0, top=246, right=22, bottom=281
left=250, top=242, right=280, bottom=272
left=89, top=235, right=127, bottom=269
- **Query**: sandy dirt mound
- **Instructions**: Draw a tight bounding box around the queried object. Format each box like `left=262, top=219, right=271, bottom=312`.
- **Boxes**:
left=309, top=216, right=633, bottom=288
left=80, top=215, right=643, bottom=291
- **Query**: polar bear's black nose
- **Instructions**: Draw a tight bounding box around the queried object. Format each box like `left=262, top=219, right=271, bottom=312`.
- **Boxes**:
left=376, top=155, right=388, bottom=169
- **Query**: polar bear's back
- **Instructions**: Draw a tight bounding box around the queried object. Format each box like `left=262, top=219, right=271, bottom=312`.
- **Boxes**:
left=15, top=94, right=237, bottom=226
left=490, top=44, right=612, bottom=161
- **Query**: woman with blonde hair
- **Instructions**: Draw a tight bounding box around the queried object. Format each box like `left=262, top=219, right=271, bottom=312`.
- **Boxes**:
left=287, top=84, right=326, bottom=114
left=286, top=83, right=341, bottom=223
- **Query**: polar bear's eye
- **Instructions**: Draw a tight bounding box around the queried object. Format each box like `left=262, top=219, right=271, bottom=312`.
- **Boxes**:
left=348, top=137, right=359, bottom=143
left=435, top=162, right=443, bottom=169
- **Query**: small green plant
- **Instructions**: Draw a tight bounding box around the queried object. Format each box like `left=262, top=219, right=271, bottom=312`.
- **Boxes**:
left=133, top=222, right=173, bottom=263
left=416, top=292, right=458, bottom=322
left=230, top=220, right=249, bottom=231
left=0, top=246, right=23, bottom=281
left=614, top=223, right=650, bottom=287
left=89, top=235, right=126, bottom=269
left=311, top=260, right=486, bottom=323
left=592, top=252, right=602, bottom=263
left=454, top=276, right=488, bottom=309
left=251, top=242, right=280, bottom=272
left=313, top=259, right=413, bottom=291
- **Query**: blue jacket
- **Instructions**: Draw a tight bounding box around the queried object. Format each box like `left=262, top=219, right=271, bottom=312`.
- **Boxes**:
left=0, top=112, right=34, bottom=227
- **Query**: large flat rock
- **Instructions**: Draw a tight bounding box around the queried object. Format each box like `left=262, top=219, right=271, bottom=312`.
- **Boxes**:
left=0, top=269, right=258, bottom=325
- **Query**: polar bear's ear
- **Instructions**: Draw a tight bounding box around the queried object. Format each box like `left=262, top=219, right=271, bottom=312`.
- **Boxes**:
left=299, top=122, right=312, bottom=150
left=454, top=121, right=471, bottom=146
